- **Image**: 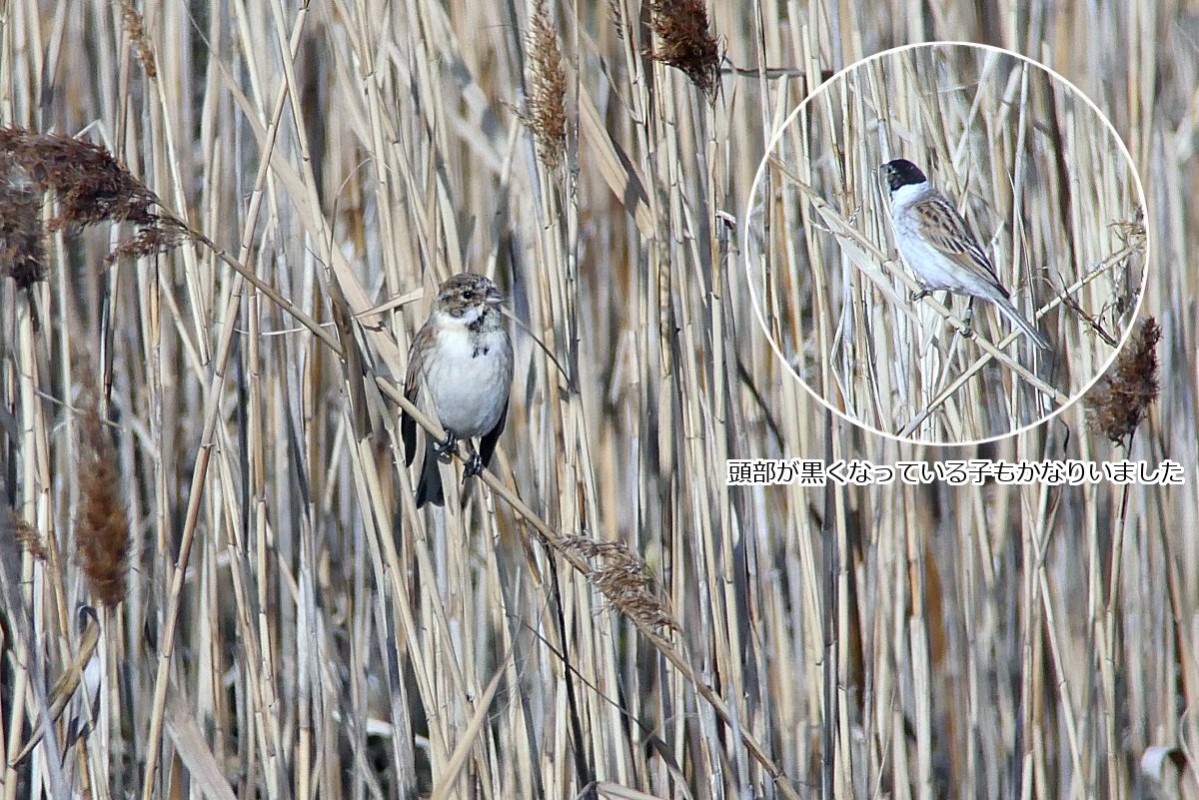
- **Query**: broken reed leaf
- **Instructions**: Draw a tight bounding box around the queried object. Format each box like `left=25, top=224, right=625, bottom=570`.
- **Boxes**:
left=75, top=391, right=130, bottom=607
left=646, top=0, right=721, bottom=100
left=1140, top=746, right=1188, bottom=784
left=527, top=5, right=567, bottom=170
left=0, top=126, right=159, bottom=231
left=1085, top=317, right=1161, bottom=446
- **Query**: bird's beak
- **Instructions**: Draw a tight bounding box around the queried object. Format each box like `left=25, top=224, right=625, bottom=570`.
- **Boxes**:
left=486, top=285, right=503, bottom=306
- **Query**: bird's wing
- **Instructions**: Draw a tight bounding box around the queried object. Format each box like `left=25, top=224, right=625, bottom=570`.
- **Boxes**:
left=400, top=324, right=431, bottom=466
left=913, top=193, right=1008, bottom=296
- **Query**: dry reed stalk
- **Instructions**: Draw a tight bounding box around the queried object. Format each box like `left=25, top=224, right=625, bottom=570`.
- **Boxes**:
left=0, top=2, right=1195, bottom=799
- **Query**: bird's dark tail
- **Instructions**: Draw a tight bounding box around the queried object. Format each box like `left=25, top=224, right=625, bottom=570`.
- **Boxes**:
left=993, top=295, right=1052, bottom=352
left=415, top=441, right=445, bottom=507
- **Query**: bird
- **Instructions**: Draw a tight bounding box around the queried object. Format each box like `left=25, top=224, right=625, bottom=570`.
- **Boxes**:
left=879, top=158, right=1051, bottom=351
left=401, top=273, right=514, bottom=508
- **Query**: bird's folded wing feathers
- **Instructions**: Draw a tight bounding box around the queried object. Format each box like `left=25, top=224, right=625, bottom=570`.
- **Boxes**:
left=914, top=195, right=1006, bottom=292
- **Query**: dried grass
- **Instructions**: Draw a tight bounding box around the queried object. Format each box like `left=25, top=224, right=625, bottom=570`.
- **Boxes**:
left=0, top=2, right=1195, bottom=799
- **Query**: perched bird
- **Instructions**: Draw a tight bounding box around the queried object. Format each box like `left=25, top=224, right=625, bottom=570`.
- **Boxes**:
left=880, top=158, right=1051, bottom=351
left=401, top=273, right=514, bottom=508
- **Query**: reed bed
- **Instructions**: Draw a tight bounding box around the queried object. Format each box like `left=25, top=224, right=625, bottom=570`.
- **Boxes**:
left=0, top=2, right=1195, bottom=799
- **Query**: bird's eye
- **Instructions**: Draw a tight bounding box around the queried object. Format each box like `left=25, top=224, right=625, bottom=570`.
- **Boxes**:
left=462, top=291, right=474, bottom=301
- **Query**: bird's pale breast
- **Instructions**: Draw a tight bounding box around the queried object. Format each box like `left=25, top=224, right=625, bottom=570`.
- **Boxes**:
left=424, top=322, right=511, bottom=436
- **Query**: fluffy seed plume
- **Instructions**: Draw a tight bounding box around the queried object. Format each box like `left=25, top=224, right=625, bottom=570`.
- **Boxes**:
left=10, top=511, right=48, bottom=562
left=75, top=389, right=130, bottom=607
left=104, top=216, right=192, bottom=265
left=0, top=154, right=46, bottom=290
left=646, top=0, right=721, bottom=100
left=562, top=536, right=677, bottom=630
left=527, top=4, right=567, bottom=170
left=116, top=0, right=157, bottom=79
left=0, top=126, right=192, bottom=270
left=1085, top=317, right=1162, bottom=445
left=0, top=127, right=158, bottom=230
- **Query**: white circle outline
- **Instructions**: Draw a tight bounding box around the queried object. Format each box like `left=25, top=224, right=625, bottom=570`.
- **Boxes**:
left=742, top=41, right=1151, bottom=447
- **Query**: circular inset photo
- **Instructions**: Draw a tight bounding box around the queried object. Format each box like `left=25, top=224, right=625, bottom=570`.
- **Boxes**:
left=745, top=43, right=1147, bottom=445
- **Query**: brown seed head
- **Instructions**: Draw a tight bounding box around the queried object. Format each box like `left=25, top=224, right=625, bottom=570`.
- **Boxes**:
left=527, top=4, right=568, bottom=170
left=75, top=389, right=130, bottom=608
left=1085, top=318, right=1162, bottom=446
left=646, top=0, right=721, bottom=101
